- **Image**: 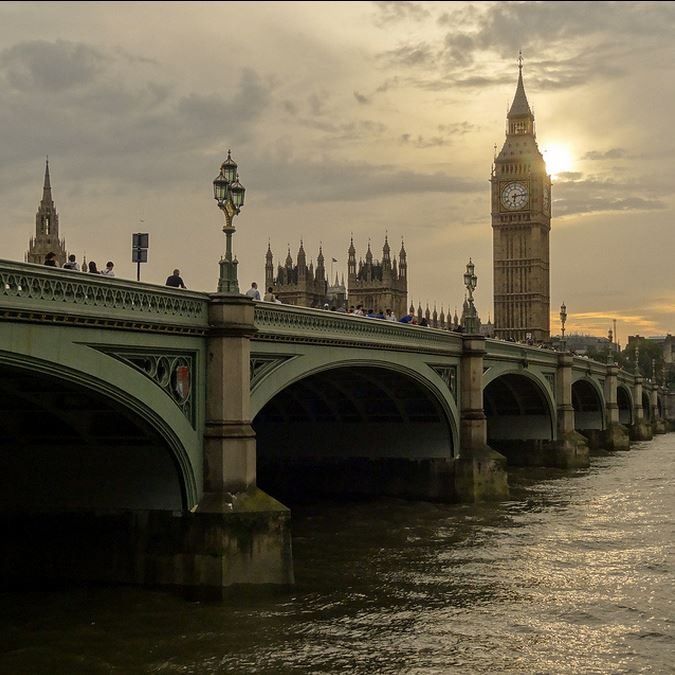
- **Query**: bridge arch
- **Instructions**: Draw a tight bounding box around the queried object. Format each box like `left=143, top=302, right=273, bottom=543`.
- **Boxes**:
left=0, top=354, right=198, bottom=512
left=483, top=371, right=555, bottom=442
left=656, top=393, right=664, bottom=419
left=642, top=391, right=652, bottom=421
left=251, top=359, right=458, bottom=501
left=617, top=384, right=633, bottom=425
left=482, top=370, right=560, bottom=466
left=571, top=377, right=606, bottom=432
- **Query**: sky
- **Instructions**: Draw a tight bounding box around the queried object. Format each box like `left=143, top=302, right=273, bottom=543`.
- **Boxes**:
left=1, top=1, right=673, bottom=345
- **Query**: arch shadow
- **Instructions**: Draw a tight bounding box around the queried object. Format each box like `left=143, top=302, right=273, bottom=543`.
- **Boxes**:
left=0, top=357, right=195, bottom=512
left=617, top=384, right=633, bottom=425
left=252, top=363, right=457, bottom=502
left=572, top=378, right=606, bottom=432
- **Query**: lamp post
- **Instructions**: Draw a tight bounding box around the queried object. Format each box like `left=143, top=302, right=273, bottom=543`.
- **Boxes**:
left=634, top=339, right=640, bottom=375
left=560, top=302, right=567, bottom=351
left=213, top=150, right=246, bottom=294
left=462, top=258, right=479, bottom=334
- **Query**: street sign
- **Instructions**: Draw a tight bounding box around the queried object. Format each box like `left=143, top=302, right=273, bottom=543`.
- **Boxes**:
left=133, top=233, right=149, bottom=249
left=132, top=248, right=148, bottom=263
left=132, top=232, right=149, bottom=281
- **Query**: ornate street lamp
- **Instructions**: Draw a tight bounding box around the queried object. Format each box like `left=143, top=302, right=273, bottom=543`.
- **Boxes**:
left=634, top=340, right=640, bottom=375
left=462, top=258, right=479, bottom=334
left=213, top=150, right=246, bottom=294
left=560, top=302, right=567, bottom=351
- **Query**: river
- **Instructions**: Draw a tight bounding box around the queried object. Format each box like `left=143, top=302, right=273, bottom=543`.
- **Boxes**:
left=1, top=435, right=673, bottom=674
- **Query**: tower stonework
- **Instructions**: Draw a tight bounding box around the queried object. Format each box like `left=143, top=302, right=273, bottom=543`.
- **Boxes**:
left=491, top=58, right=551, bottom=342
left=26, top=159, right=67, bottom=267
left=268, top=241, right=328, bottom=307
left=347, top=236, right=407, bottom=318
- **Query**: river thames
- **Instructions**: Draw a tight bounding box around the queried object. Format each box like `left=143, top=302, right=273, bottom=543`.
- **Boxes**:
left=1, top=435, right=673, bottom=673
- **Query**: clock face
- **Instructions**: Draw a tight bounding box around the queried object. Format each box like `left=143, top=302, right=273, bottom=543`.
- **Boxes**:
left=500, top=182, right=529, bottom=210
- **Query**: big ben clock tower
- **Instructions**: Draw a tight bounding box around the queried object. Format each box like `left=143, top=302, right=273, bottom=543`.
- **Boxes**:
left=491, top=55, right=551, bottom=342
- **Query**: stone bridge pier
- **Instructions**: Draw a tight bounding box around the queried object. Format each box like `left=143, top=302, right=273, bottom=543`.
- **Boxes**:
left=196, top=294, right=294, bottom=589
left=455, top=336, right=508, bottom=501
left=651, top=385, right=667, bottom=435
left=601, top=362, right=630, bottom=450
left=630, top=375, right=653, bottom=441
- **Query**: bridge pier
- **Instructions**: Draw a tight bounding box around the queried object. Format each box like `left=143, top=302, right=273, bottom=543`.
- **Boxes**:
left=455, top=336, right=508, bottom=501
left=551, top=353, right=589, bottom=468
left=629, top=376, right=653, bottom=441
left=192, top=294, right=293, bottom=590
left=650, top=386, right=666, bottom=434
left=602, top=362, right=630, bottom=451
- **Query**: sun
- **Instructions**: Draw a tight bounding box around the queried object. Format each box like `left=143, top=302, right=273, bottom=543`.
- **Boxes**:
left=543, top=144, right=573, bottom=178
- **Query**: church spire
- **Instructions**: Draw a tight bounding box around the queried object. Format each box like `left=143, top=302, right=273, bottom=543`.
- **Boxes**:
left=42, top=157, right=53, bottom=203
left=26, top=157, right=66, bottom=266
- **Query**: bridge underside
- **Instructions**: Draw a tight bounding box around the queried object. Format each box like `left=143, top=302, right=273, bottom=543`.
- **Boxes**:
left=618, top=386, right=632, bottom=425
left=254, top=366, right=455, bottom=502
left=0, top=364, right=185, bottom=512
left=483, top=373, right=586, bottom=467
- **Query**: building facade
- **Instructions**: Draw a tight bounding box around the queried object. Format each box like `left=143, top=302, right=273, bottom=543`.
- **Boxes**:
left=26, top=159, right=68, bottom=267
left=491, top=58, right=551, bottom=342
left=266, top=241, right=328, bottom=307
left=347, top=236, right=407, bottom=318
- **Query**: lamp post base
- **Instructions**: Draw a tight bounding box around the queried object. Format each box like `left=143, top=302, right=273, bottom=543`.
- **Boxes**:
left=218, top=258, right=239, bottom=295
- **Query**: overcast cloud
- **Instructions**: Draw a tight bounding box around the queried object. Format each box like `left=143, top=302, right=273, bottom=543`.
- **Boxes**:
left=0, top=1, right=673, bottom=341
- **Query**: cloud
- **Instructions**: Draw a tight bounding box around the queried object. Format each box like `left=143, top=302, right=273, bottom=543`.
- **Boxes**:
left=378, top=42, right=436, bottom=68
left=353, top=91, right=370, bottom=105
left=400, top=133, right=452, bottom=149
left=250, top=156, right=483, bottom=203
left=0, top=41, right=273, bottom=191
left=372, top=1, right=430, bottom=26
left=583, top=148, right=627, bottom=160
left=1, top=39, right=106, bottom=91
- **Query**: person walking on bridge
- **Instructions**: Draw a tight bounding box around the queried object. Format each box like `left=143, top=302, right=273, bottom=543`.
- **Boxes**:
left=245, top=282, right=261, bottom=300
left=166, top=269, right=186, bottom=288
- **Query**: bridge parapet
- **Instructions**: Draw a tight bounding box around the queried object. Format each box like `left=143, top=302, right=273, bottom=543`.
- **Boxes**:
left=253, top=302, right=463, bottom=354
left=0, top=260, right=210, bottom=334
left=483, top=339, right=559, bottom=368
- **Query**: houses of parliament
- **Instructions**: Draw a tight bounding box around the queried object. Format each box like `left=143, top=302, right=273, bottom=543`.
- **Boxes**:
left=265, top=236, right=409, bottom=319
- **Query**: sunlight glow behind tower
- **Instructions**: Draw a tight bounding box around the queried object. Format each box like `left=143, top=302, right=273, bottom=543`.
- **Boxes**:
left=543, top=145, right=573, bottom=177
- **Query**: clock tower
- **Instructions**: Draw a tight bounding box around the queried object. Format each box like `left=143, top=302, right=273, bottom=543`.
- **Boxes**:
left=491, top=56, right=551, bottom=342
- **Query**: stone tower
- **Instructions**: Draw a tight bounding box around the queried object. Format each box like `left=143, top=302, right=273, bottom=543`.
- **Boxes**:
left=347, top=235, right=407, bottom=318
left=268, top=241, right=328, bottom=307
left=491, top=56, right=551, bottom=342
left=26, top=159, right=68, bottom=267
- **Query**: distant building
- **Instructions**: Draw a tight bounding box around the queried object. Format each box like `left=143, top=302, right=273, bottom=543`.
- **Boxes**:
left=347, top=236, right=407, bottom=318
left=558, top=334, right=613, bottom=355
left=629, top=334, right=674, bottom=365
left=26, top=159, right=68, bottom=267
left=266, top=241, right=328, bottom=308
left=326, top=273, right=347, bottom=309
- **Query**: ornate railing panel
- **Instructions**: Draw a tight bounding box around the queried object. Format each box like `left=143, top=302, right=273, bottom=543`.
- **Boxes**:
left=0, top=260, right=210, bottom=334
left=253, top=303, right=463, bottom=354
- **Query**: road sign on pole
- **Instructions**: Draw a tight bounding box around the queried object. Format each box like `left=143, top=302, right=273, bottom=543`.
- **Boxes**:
left=132, top=232, right=149, bottom=281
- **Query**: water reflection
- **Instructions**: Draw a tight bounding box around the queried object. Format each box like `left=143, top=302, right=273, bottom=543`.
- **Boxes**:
left=0, top=438, right=673, bottom=673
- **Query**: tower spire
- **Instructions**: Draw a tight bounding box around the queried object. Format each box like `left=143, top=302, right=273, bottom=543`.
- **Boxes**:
left=508, top=51, right=533, bottom=121
left=42, top=157, right=52, bottom=203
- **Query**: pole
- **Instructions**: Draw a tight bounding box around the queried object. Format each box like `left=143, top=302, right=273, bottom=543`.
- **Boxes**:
left=137, top=260, right=141, bottom=282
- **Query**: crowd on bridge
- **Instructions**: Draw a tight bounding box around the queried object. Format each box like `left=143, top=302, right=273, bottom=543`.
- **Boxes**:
left=43, top=251, right=189, bottom=289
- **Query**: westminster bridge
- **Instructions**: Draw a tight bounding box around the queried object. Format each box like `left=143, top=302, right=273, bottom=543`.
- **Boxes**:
left=0, top=260, right=672, bottom=593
